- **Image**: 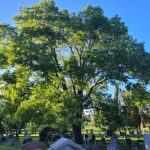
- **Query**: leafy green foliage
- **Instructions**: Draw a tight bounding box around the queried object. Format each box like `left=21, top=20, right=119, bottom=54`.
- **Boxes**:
left=0, top=0, right=150, bottom=143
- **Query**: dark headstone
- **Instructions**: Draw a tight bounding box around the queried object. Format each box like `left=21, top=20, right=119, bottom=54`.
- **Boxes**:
left=90, top=129, right=93, bottom=135
left=129, top=130, right=134, bottom=136
left=22, top=142, right=42, bottom=150
left=23, top=137, right=33, bottom=144
left=92, top=134, right=95, bottom=144
left=95, top=140, right=101, bottom=145
left=101, top=137, right=106, bottom=144
left=1, top=136, right=6, bottom=141
left=132, top=143, right=139, bottom=150
left=86, top=129, right=88, bottom=134
left=126, top=138, right=132, bottom=145
left=84, top=134, right=89, bottom=145
left=89, top=139, right=93, bottom=145
left=120, top=131, right=125, bottom=137
left=8, top=134, right=14, bottom=140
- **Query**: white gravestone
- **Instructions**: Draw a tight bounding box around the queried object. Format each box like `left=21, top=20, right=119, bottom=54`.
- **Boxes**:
left=144, top=134, right=150, bottom=150
left=48, top=137, right=83, bottom=150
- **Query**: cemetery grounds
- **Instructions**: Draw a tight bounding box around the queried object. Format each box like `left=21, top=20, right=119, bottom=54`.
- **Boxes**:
left=0, top=125, right=148, bottom=150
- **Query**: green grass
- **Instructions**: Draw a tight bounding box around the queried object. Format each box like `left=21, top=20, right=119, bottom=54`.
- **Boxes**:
left=0, top=142, right=21, bottom=150
left=0, top=134, right=41, bottom=150
left=0, top=140, right=48, bottom=150
left=0, top=128, right=145, bottom=150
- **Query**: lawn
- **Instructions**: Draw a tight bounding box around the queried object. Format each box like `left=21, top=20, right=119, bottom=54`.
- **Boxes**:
left=0, top=136, right=145, bottom=150
left=0, top=142, right=21, bottom=150
left=0, top=135, right=41, bottom=150
left=0, top=128, right=146, bottom=150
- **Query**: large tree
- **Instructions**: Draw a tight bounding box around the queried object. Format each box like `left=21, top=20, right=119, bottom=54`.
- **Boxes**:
left=0, top=0, right=150, bottom=143
left=0, top=66, right=32, bottom=136
left=121, top=84, right=150, bottom=131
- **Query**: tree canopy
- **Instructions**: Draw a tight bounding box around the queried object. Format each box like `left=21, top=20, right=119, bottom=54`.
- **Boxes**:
left=0, top=0, right=150, bottom=143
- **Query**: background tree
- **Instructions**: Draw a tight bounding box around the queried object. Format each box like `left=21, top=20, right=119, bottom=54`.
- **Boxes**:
left=0, top=66, right=32, bottom=137
left=94, top=93, right=122, bottom=133
left=121, top=84, right=150, bottom=132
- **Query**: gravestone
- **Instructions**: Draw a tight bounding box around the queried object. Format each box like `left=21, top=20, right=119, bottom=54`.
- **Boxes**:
left=90, top=129, right=93, bottom=135
left=86, top=129, right=88, bottom=134
left=8, top=134, right=14, bottom=140
left=48, top=137, right=83, bottom=150
left=132, top=143, right=139, bottom=150
left=84, top=134, right=89, bottom=145
left=129, top=130, right=134, bottom=137
left=83, top=144, right=90, bottom=150
left=89, top=139, right=93, bottom=145
left=101, top=137, right=106, bottom=144
left=94, top=140, right=106, bottom=150
left=98, top=130, right=101, bottom=136
left=22, top=142, right=42, bottom=150
left=23, top=135, right=33, bottom=144
left=107, top=139, right=119, bottom=150
left=120, top=131, right=125, bottom=138
left=95, top=140, right=101, bottom=145
left=94, top=140, right=102, bottom=150
left=144, top=133, right=150, bottom=150
left=92, top=134, right=96, bottom=144
left=126, top=138, right=132, bottom=146
left=24, top=128, right=28, bottom=137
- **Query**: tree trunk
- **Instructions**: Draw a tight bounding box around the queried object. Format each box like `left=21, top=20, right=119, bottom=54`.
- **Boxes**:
left=15, top=130, right=18, bottom=136
left=14, top=130, right=19, bottom=141
left=114, top=84, right=119, bottom=107
left=72, top=124, right=83, bottom=144
left=72, top=90, right=84, bottom=144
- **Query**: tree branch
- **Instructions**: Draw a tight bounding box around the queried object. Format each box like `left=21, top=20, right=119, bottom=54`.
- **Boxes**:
left=70, top=76, right=76, bottom=95
left=75, top=46, right=82, bottom=67
left=84, top=77, right=108, bottom=100
left=86, top=105, right=102, bottom=111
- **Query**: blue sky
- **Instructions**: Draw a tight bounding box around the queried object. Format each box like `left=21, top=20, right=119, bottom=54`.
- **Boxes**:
left=0, top=0, right=150, bottom=51
left=0, top=0, right=150, bottom=95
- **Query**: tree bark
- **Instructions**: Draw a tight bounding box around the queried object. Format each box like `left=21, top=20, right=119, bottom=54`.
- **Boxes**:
left=15, top=129, right=19, bottom=141
left=114, top=84, right=119, bottom=107
left=72, top=124, right=83, bottom=144
left=72, top=90, right=84, bottom=144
